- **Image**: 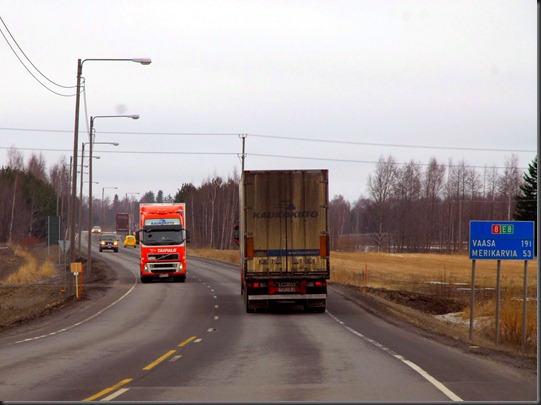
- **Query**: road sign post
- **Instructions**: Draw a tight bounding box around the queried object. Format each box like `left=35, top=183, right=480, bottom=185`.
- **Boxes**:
left=70, top=262, right=83, bottom=299
left=468, top=221, right=535, bottom=350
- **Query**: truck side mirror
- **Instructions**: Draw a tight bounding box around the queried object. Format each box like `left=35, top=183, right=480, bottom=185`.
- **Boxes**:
left=185, top=229, right=191, bottom=244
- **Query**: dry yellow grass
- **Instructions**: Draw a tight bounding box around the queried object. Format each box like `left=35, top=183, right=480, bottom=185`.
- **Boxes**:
left=2, top=244, right=57, bottom=284
left=190, top=249, right=537, bottom=295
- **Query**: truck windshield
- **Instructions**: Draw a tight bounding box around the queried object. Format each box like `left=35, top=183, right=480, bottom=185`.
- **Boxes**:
left=142, top=229, right=185, bottom=245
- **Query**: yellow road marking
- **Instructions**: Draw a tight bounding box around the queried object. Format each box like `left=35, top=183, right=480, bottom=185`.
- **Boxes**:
left=142, top=350, right=177, bottom=370
left=83, top=378, right=133, bottom=401
left=82, top=335, right=200, bottom=401
left=178, top=335, right=197, bottom=347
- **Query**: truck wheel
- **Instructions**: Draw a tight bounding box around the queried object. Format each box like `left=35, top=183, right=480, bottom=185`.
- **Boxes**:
left=140, top=276, right=149, bottom=284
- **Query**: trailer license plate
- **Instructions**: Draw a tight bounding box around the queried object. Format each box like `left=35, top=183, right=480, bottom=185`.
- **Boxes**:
left=278, top=282, right=297, bottom=293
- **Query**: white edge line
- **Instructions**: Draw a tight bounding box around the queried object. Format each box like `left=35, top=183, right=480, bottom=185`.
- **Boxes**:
left=327, top=310, right=463, bottom=402
left=13, top=283, right=137, bottom=344
left=101, top=387, right=130, bottom=401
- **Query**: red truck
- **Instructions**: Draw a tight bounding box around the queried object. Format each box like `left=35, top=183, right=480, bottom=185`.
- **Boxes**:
left=138, top=203, right=190, bottom=283
left=116, top=213, right=133, bottom=237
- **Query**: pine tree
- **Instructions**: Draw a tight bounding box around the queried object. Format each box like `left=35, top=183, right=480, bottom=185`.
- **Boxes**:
left=514, top=156, right=537, bottom=254
left=514, top=156, right=537, bottom=221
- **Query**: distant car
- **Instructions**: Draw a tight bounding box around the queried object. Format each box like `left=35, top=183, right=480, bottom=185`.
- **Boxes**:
left=99, top=234, right=118, bottom=252
left=123, top=234, right=137, bottom=248
left=91, top=226, right=102, bottom=234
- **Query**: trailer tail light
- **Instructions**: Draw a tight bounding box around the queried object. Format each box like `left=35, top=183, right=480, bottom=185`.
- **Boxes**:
left=306, top=281, right=326, bottom=287
left=246, top=281, right=267, bottom=289
left=319, top=235, right=328, bottom=257
left=246, top=236, right=254, bottom=258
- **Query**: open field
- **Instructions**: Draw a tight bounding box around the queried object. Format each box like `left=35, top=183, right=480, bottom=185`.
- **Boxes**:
left=0, top=244, right=537, bottom=359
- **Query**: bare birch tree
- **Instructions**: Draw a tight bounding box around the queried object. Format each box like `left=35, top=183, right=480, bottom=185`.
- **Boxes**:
left=329, top=195, right=351, bottom=250
left=367, top=155, right=397, bottom=252
left=422, top=158, right=446, bottom=250
left=498, top=154, right=521, bottom=220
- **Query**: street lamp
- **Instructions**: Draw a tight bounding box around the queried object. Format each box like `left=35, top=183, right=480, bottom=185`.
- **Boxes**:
left=87, top=114, right=139, bottom=275
left=101, top=186, right=118, bottom=228
left=69, top=57, right=151, bottom=264
left=78, top=145, right=102, bottom=257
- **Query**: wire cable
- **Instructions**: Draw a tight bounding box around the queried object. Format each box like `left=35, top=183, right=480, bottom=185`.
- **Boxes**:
left=246, top=133, right=536, bottom=154
left=0, top=127, right=535, bottom=154
left=0, top=16, right=76, bottom=93
left=0, top=146, right=527, bottom=170
left=0, top=15, right=75, bottom=89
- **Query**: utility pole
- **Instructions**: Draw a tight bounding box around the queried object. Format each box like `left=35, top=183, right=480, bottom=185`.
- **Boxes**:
left=239, top=134, right=247, bottom=172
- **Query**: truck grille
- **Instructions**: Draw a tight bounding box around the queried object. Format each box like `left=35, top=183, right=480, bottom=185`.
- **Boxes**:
left=148, top=253, right=179, bottom=261
left=147, top=262, right=180, bottom=272
left=146, top=253, right=181, bottom=273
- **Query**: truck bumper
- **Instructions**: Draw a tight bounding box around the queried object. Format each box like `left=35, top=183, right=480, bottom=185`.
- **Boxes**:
left=247, top=293, right=326, bottom=300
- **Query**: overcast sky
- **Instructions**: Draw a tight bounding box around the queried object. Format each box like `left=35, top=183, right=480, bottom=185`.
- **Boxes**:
left=0, top=0, right=537, bottom=203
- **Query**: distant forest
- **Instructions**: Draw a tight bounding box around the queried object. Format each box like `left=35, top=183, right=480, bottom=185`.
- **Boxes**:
left=0, top=146, right=537, bottom=255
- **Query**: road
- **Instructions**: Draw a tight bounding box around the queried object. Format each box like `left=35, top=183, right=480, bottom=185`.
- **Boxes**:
left=0, top=236, right=537, bottom=402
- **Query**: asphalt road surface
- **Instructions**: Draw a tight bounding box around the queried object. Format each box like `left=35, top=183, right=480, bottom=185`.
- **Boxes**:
left=0, top=238, right=537, bottom=402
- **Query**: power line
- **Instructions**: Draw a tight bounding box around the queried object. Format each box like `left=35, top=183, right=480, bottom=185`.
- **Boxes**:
left=0, top=127, right=236, bottom=136
left=247, top=133, right=536, bottom=154
left=0, top=146, right=528, bottom=170
left=0, top=16, right=76, bottom=96
left=246, top=153, right=529, bottom=170
left=0, top=146, right=238, bottom=156
left=0, top=127, right=536, bottom=154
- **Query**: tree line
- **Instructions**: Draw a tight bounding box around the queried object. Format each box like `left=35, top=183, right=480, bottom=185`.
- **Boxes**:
left=0, top=146, right=537, bottom=256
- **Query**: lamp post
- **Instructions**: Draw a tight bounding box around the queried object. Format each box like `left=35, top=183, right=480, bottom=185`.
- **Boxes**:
left=69, top=57, right=151, bottom=264
left=87, top=115, right=139, bottom=275
left=78, top=145, right=101, bottom=258
left=101, top=186, right=118, bottom=228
